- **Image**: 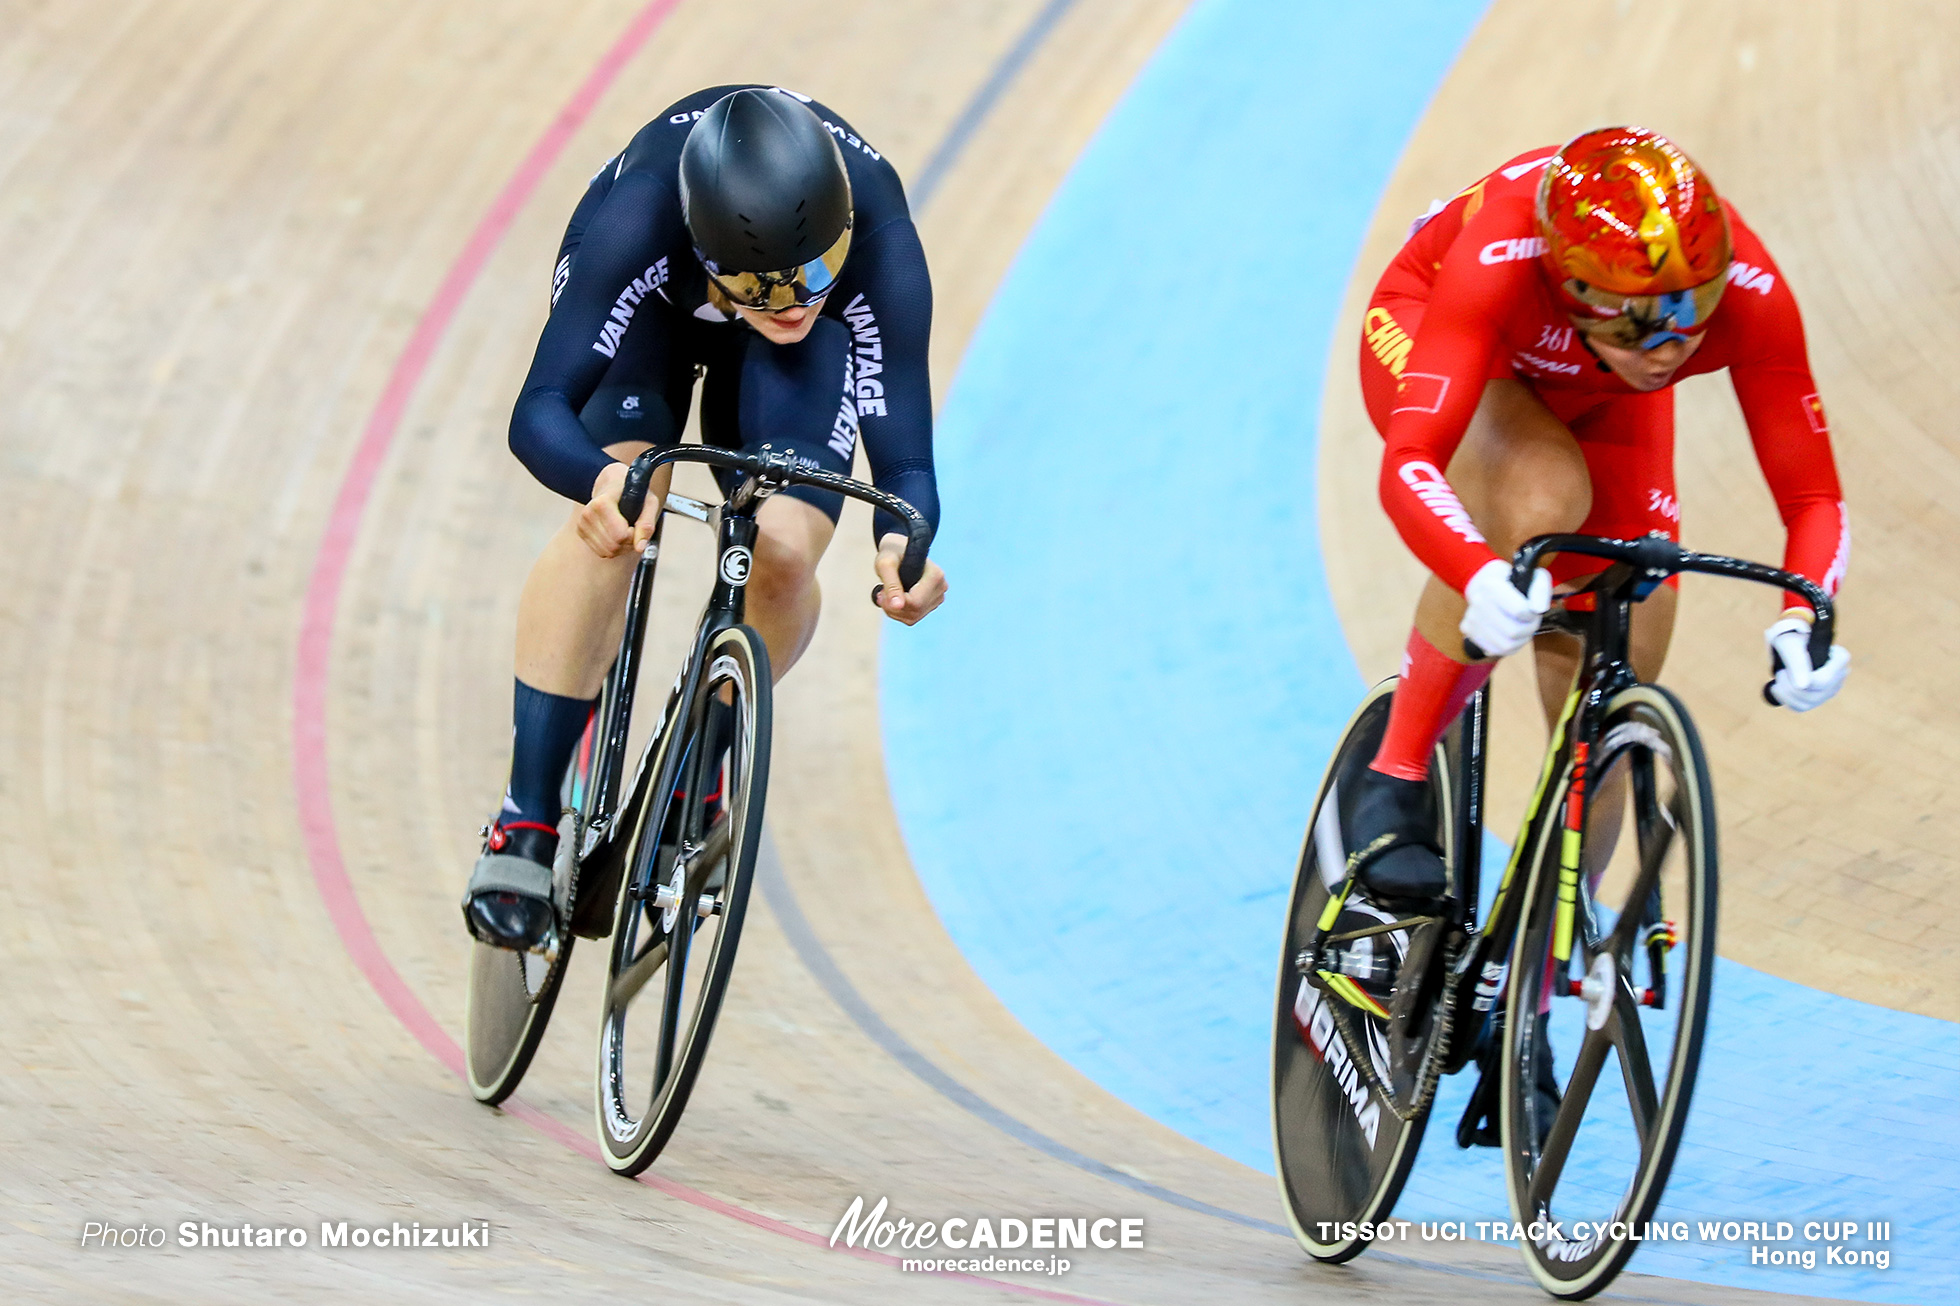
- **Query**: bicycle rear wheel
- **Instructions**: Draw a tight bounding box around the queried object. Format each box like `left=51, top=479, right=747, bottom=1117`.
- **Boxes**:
left=596, top=624, right=769, bottom=1175
left=1502, top=684, right=1717, bottom=1298
left=1272, top=679, right=1459, bottom=1262
left=464, top=702, right=603, bottom=1105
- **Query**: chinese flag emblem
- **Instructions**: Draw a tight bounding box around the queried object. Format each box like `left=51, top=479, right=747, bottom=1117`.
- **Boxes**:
left=1802, top=393, right=1829, bottom=434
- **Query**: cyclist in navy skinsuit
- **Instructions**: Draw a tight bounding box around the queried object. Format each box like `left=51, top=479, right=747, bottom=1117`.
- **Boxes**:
left=465, top=86, right=947, bottom=950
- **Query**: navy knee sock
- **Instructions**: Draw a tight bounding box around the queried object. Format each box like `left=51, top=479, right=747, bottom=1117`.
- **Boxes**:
left=497, top=679, right=598, bottom=834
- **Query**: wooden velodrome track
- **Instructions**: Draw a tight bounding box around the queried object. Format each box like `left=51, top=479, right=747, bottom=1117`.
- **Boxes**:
left=0, top=1, right=1915, bottom=1302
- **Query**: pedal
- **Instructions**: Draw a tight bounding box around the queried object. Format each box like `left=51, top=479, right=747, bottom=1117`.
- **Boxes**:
left=525, top=924, right=563, bottom=967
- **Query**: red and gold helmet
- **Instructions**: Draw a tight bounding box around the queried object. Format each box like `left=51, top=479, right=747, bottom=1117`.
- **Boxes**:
left=1536, top=127, right=1733, bottom=348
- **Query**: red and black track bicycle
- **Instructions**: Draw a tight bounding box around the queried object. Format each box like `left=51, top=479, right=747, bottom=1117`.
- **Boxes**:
left=1272, top=532, right=1833, bottom=1298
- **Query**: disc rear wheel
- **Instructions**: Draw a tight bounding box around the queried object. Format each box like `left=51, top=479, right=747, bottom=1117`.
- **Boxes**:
left=464, top=702, right=603, bottom=1105
left=1273, top=679, right=1459, bottom=1262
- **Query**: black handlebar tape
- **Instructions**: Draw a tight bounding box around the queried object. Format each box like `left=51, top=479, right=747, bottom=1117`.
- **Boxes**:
left=1806, top=615, right=1832, bottom=671
left=617, top=449, right=660, bottom=526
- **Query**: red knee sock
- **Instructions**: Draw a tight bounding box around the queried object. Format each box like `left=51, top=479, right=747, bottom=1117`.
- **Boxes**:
left=1369, top=629, right=1492, bottom=782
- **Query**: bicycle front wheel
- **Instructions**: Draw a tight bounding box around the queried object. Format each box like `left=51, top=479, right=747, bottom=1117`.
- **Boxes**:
left=1502, top=684, right=1717, bottom=1298
left=596, top=624, right=770, bottom=1175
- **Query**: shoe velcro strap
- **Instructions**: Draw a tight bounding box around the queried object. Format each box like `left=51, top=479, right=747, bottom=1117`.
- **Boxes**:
left=466, top=852, right=553, bottom=900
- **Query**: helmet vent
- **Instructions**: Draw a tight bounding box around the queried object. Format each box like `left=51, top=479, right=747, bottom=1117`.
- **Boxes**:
left=680, top=89, right=853, bottom=275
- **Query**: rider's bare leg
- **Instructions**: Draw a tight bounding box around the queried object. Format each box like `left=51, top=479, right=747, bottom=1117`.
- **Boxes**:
left=743, top=495, right=835, bottom=683
left=470, top=439, right=664, bottom=945
left=1351, top=381, right=1596, bottom=900
left=1408, top=379, right=1593, bottom=663
left=514, top=440, right=663, bottom=699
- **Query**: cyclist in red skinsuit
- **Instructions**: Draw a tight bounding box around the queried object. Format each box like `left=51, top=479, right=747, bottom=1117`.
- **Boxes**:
left=1341, top=127, right=1852, bottom=904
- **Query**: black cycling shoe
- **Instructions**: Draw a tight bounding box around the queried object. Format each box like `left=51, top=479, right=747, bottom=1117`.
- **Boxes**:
left=1341, top=767, right=1447, bottom=902
left=467, top=893, right=555, bottom=951
left=1454, top=1014, right=1564, bottom=1150
left=462, top=823, right=558, bottom=951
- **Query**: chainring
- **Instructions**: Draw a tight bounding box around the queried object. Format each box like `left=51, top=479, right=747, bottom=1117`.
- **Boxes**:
left=1314, top=925, right=1458, bottom=1125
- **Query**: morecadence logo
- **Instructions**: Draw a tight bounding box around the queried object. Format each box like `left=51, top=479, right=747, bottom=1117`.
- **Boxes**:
left=830, top=1194, right=1144, bottom=1275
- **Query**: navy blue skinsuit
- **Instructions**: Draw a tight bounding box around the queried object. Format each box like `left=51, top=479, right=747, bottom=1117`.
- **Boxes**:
left=509, top=85, right=939, bottom=543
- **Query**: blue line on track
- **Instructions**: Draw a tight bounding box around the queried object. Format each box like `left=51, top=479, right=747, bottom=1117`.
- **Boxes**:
left=909, top=0, right=1080, bottom=212
left=757, top=836, right=1290, bottom=1236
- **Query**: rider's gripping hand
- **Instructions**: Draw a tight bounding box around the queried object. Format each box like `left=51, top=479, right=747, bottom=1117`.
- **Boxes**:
left=578, top=462, right=647, bottom=559
left=1765, top=608, right=1850, bottom=711
left=875, top=532, right=947, bottom=626
left=1461, top=558, right=1552, bottom=659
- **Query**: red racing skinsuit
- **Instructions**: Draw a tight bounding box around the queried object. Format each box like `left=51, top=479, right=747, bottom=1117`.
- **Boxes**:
left=1358, top=146, right=1848, bottom=605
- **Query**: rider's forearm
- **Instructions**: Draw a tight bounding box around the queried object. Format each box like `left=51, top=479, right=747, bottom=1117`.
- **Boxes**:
left=1378, top=450, right=1497, bottom=595
left=839, top=217, right=939, bottom=544
left=1776, top=495, right=1848, bottom=609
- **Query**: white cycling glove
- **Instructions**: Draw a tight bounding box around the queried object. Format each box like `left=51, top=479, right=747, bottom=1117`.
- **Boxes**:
left=1765, top=611, right=1850, bottom=712
left=1460, top=559, right=1553, bottom=659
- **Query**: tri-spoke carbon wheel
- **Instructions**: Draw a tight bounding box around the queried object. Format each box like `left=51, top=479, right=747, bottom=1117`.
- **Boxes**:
left=1502, top=684, right=1717, bottom=1298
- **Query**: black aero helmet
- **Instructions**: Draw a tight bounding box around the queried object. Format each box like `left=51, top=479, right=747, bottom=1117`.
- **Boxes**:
left=680, top=89, right=853, bottom=310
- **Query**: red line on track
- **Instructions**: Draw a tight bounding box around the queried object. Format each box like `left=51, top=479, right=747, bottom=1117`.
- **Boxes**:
left=288, top=7, right=1123, bottom=1303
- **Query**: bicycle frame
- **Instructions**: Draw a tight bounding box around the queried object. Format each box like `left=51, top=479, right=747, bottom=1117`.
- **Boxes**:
left=569, top=443, right=933, bottom=908
left=1439, top=532, right=1834, bottom=1071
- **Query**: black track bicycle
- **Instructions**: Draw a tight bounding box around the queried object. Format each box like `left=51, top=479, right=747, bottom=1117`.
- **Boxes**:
left=463, top=444, right=931, bottom=1175
left=1271, top=532, right=1833, bottom=1298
